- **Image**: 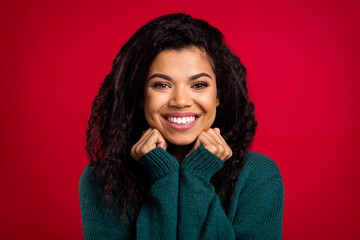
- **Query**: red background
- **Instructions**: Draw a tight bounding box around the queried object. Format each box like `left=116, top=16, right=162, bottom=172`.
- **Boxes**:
left=1, top=0, right=359, bottom=239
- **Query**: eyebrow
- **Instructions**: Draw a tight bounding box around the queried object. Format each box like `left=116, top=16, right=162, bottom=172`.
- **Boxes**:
left=148, top=72, right=212, bottom=81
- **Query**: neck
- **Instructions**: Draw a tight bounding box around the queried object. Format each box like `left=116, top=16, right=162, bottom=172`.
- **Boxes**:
left=167, top=142, right=194, bottom=163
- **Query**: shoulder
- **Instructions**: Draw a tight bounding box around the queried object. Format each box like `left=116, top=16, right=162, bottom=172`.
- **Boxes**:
left=79, top=165, right=134, bottom=238
left=228, top=152, right=284, bottom=237
left=80, top=164, right=94, bottom=184
left=242, top=151, right=282, bottom=179
left=79, top=163, right=95, bottom=189
left=234, top=151, right=283, bottom=198
left=79, top=164, right=102, bottom=201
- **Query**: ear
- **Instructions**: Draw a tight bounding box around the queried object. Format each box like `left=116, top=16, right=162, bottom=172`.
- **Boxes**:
left=216, top=94, right=220, bottom=107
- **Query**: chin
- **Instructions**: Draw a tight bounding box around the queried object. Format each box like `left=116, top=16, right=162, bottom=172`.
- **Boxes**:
left=165, top=135, right=197, bottom=146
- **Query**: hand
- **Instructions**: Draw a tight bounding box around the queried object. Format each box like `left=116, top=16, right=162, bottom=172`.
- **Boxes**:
left=191, top=128, right=232, bottom=161
left=131, top=128, right=168, bottom=161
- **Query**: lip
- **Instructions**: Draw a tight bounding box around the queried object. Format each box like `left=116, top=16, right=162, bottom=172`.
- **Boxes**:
left=162, top=112, right=200, bottom=118
left=162, top=112, right=201, bottom=130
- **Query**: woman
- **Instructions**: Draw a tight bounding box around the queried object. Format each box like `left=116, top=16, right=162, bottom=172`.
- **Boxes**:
left=79, top=13, right=284, bottom=239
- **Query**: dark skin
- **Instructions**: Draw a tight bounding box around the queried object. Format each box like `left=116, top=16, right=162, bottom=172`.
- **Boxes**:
left=130, top=127, right=232, bottom=163
left=133, top=47, right=232, bottom=161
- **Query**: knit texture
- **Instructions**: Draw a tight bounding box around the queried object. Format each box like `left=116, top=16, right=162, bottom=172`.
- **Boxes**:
left=79, top=147, right=284, bottom=239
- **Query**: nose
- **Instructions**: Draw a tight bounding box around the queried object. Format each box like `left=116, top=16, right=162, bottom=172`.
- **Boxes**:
left=168, top=86, right=192, bottom=108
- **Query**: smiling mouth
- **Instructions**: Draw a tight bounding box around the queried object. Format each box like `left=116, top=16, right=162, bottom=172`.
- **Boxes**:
left=162, top=114, right=200, bottom=125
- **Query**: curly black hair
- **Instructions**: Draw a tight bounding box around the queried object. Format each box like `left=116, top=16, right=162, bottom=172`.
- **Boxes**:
left=86, top=13, right=257, bottom=216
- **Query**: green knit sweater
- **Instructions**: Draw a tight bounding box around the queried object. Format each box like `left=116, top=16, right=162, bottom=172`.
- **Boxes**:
left=79, top=146, right=284, bottom=239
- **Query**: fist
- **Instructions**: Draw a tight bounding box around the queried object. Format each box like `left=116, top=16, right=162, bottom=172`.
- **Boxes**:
left=131, top=128, right=167, bottom=161
left=192, top=128, right=232, bottom=161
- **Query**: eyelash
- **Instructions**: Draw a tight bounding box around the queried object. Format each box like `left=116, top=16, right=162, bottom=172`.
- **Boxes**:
left=192, top=82, right=209, bottom=88
left=152, top=82, right=209, bottom=89
left=153, top=82, right=170, bottom=88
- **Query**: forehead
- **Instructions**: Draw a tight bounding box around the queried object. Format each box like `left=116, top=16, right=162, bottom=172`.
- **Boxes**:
left=148, top=47, right=214, bottom=74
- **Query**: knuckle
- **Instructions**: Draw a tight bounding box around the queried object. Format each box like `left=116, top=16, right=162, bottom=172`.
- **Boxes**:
left=207, top=129, right=215, bottom=135
left=224, top=148, right=230, bottom=155
left=217, top=145, right=224, bottom=154
left=139, top=146, right=147, bottom=155
left=152, top=129, right=160, bottom=135
left=135, top=144, right=141, bottom=153
left=130, top=147, right=138, bottom=160
left=131, top=145, right=137, bottom=154
left=198, top=133, right=206, bottom=141
left=151, top=129, right=161, bottom=138
left=209, top=145, right=217, bottom=153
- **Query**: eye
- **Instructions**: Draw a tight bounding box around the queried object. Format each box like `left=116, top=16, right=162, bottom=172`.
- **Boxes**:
left=192, top=82, right=209, bottom=88
left=153, top=82, right=171, bottom=88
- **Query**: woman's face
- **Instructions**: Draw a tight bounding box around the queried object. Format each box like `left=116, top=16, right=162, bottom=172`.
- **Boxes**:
left=143, top=47, right=219, bottom=145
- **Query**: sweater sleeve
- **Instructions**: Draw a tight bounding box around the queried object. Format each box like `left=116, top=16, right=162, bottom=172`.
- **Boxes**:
left=178, top=146, right=235, bottom=239
left=178, top=147, right=284, bottom=240
left=136, top=147, right=179, bottom=239
left=79, top=147, right=180, bottom=240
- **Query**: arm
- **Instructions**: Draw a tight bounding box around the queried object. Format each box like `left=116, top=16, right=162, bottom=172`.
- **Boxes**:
left=130, top=128, right=179, bottom=239
left=136, top=147, right=179, bottom=239
left=79, top=148, right=180, bottom=240
left=229, top=152, right=284, bottom=239
left=79, top=165, right=134, bottom=240
left=178, top=147, right=284, bottom=240
left=178, top=146, right=235, bottom=239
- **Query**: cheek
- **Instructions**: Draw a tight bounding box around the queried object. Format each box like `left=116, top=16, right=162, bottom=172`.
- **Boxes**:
left=196, top=94, right=218, bottom=128
left=144, top=93, right=165, bottom=122
left=197, top=94, right=218, bottom=113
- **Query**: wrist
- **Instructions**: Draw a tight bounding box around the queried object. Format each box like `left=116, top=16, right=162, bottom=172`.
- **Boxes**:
left=138, top=147, right=179, bottom=183
left=181, top=146, right=224, bottom=181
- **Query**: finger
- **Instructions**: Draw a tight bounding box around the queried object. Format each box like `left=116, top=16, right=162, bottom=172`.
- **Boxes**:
left=215, top=132, right=232, bottom=161
left=130, top=144, right=140, bottom=160
left=208, top=128, right=225, bottom=144
left=157, top=141, right=167, bottom=150
left=197, top=131, right=222, bottom=156
left=155, top=131, right=168, bottom=150
left=206, top=129, right=226, bottom=159
left=212, top=130, right=232, bottom=160
left=135, top=128, right=155, bottom=151
left=137, top=129, right=167, bottom=159
left=225, top=148, right=233, bottom=161
left=131, top=128, right=154, bottom=160
left=138, top=128, right=154, bottom=146
left=214, top=131, right=229, bottom=159
left=207, top=128, right=224, bottom=145
left=138, top=130, right=160, bottom=155
left=207, top=128, right=232, bottom=161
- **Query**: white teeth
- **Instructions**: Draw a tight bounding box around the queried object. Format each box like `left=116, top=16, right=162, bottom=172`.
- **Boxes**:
left=166, top=116, right=196, bottom=125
